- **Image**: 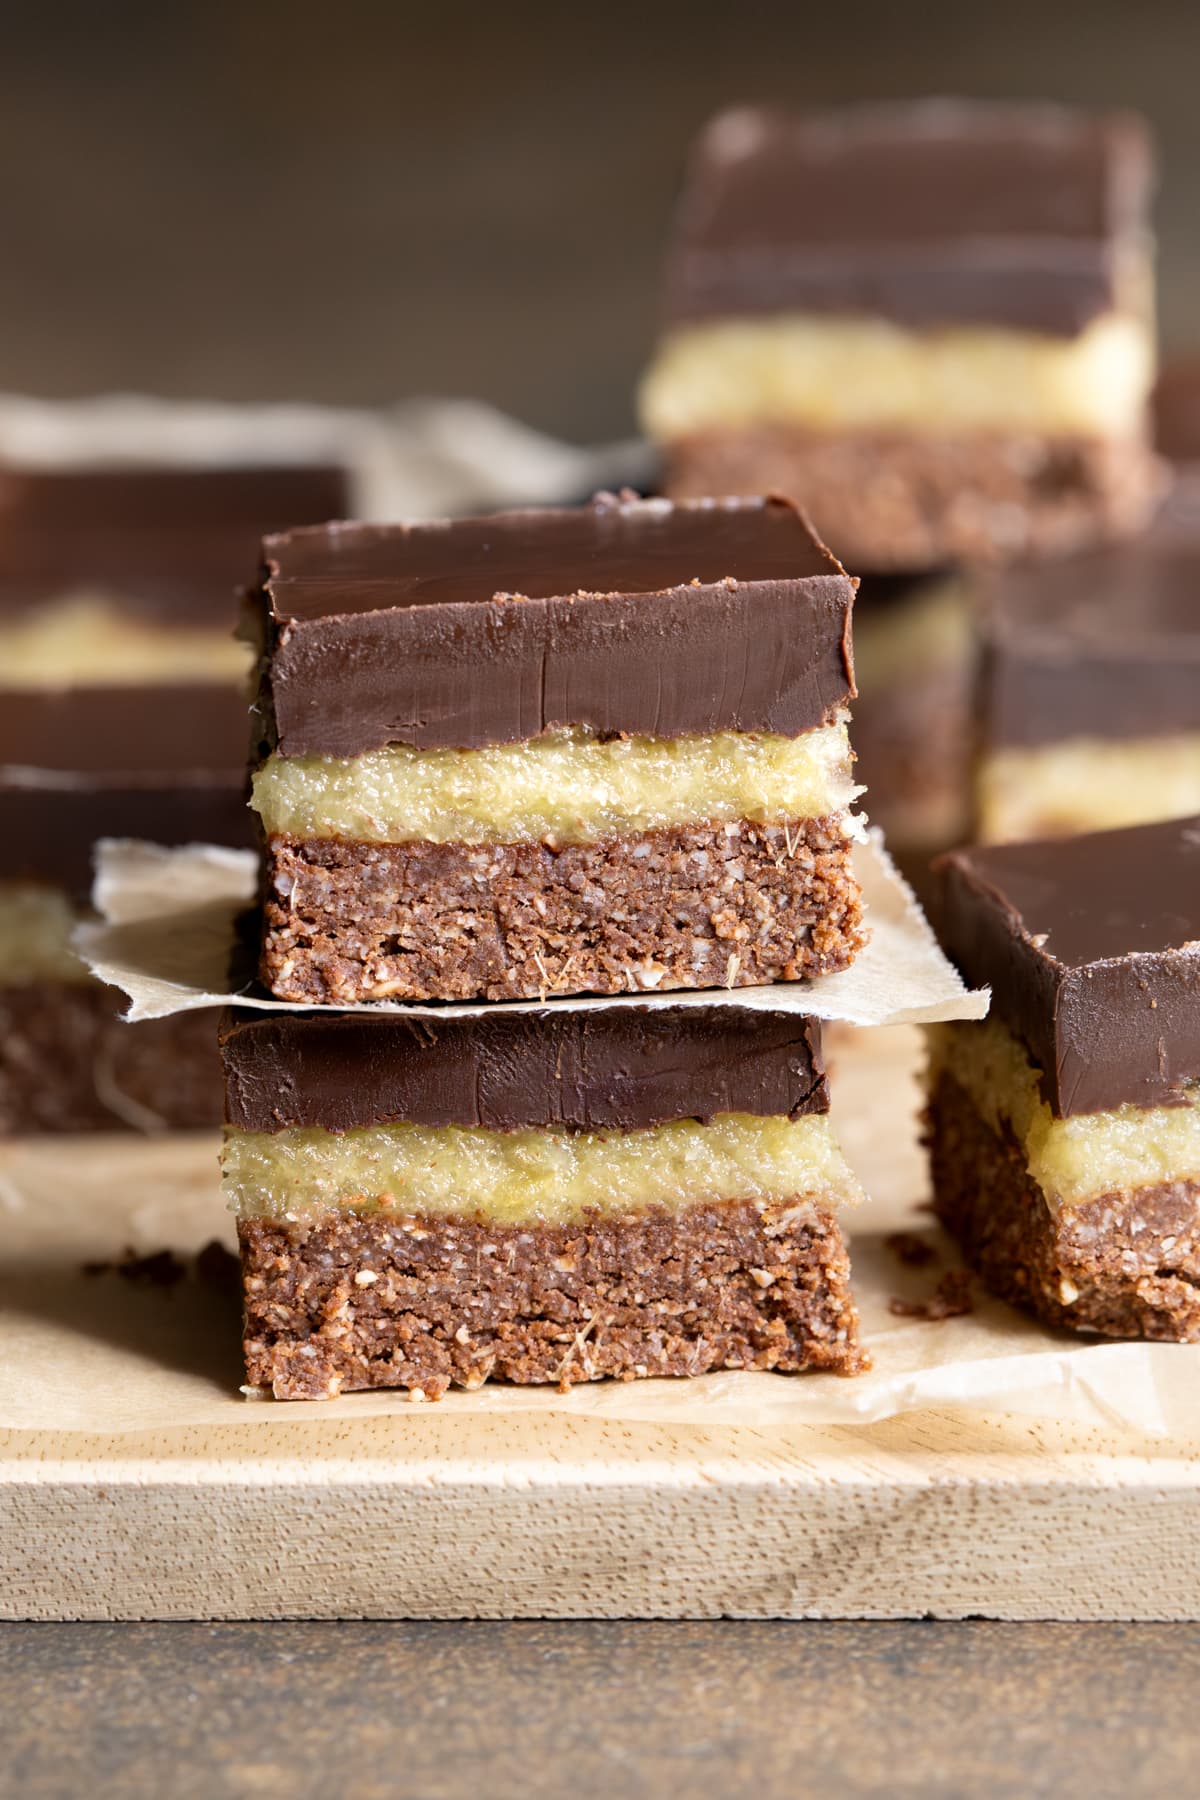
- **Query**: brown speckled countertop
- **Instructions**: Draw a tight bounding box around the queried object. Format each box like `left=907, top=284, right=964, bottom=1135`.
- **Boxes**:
left=2, top=1621, right=1198, bottom=1798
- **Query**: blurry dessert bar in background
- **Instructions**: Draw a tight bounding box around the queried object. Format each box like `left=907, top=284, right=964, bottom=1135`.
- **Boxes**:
left=846, top=569, right=975, bottom=856
left=0, top=461, right=349, bottom=690
left=974, top=497, right=1200, bottom=842
left=926, top=818, right=1200, bottom=1341
left=0, top=687, right=251, bottom=1132
left=248, top=492, right=867, bottom=1006
left=640, top=100, right=1160, bottom=568
left=222, top=1005, right=866, bottom=1399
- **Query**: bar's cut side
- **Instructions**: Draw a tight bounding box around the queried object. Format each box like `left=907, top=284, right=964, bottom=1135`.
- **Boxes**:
left=975, top=499, right=1200, bottom=842
left=640, top=102, right=1159, bottom=566
left=927, top=1020, right=1200, bottom=1339
left=220, top=1008, right=867, bottom=1398
left=926, top=821, right=1200, bottom=1337
left=249, top=493, right=867, bottom=1005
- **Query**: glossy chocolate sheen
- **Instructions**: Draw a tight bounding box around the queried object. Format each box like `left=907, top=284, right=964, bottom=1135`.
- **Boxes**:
left=219, top=1005, right=828, bottom=1134
left=980, top=502, right=1200, bottom=748
left=934, top=817, right=1200, bottom=1117
left=664, top=101, right=1152, bottom=335
left=256, top=493, right=856, bottom=758
left=0, top=683, right=250, bottom=776
left=0, top=782, right=253, bottom=899
left=0, top=462, right=350, bottom=619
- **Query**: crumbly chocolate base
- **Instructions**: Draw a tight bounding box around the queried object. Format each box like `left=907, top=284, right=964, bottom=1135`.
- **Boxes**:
left=0, top=981, right=222, bottom=1134
left=664, top=427, right=1159, bottom=568
left=259, top=815, right=865, bottom=1005
left=240, top=1196, right=867, bottom=1399
left=927, top=1071, right=1200, bottom=1341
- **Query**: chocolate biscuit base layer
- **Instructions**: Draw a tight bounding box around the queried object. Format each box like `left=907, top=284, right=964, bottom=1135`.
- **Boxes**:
left=261, top=814, right=864, bottom=1005
left=927, top=1071, right=1200, bottom=1341
left=240, top=1197, right=865, bottom=1400
left=663, top=428, right=1158, bottom=568
left=0, top=981, right=221, bottom=1133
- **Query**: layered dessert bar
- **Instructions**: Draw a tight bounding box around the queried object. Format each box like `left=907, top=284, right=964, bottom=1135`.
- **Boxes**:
left=0, top=686, right=252, bottom=1132
left=848, top=571, right=974, bottom=856
left=0, top=461, right=348, bottom=688
left=249, top=492, right=867, bottom=1004
left=221, top=1004, right=867, bottom=1398
left=926, top=818, right=1200, bottom=1339
left=640, top=102, right=1159, bottom=567
left=975, top=498, right=1200, bottom=841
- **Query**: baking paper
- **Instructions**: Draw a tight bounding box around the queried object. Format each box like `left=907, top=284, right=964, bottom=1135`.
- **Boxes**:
left=0, top=1027, right=1194, bottom=1438
left=77, top=831, right=989, bottom=1029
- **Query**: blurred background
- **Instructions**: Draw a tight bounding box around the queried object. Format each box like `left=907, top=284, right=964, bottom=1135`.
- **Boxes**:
left=1, top=0, right=1197, bottom=442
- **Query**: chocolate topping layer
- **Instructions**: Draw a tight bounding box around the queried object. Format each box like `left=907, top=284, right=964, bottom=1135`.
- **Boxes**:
left=255, top=493, right=856, bottom=758
left=934, top=817, right=1200, bottom=1117
left=0, top=462, right=350, bottom=620
left=980, top=503, right=1200, bottom=748
left=0, top=683, right=250, bottom=777
left=663, top=101, right=1153, bottom=335
left=219, top=1005, right=828, bottom=1134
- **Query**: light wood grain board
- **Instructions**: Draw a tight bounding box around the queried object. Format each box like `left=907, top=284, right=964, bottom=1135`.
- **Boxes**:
left=3, top=1028, right=1199, bottom=1621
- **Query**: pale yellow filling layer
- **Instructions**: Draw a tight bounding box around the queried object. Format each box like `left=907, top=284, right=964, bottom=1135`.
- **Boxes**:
left=977, top=735, right=1200, bottom=844
left=223, top=1110, right=863, bottom=1226
left=928, top=1018, right=1200, bottom=1212
left=251, top=720, right=861, bottom=846
left=0, top=885, right=88, bottom=984
left=639, top=312, right=1151, bottom=440
left=852, top=577, right=971, bottom=694
left=0, top=596, right=248, bottom=687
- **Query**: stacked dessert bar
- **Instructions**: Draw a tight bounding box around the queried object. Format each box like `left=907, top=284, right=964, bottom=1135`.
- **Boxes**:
left=0, top=458, right=349, bottom=1132
left=639, top=100, right=1161, bottom=859
left=221, top=492, right=872, bottom=1397
left=926, top=818, right=1200, bottom=1341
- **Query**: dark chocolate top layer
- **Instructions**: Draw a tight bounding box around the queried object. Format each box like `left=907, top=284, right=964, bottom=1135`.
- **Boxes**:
left=0, top=463, right=350, bottom=621
left=1154, top=361, right=1200, bottom=463
left=219, top=1005, right=828, bottom=1134
left=934, top=817, right=1200, bottom=1117
left=255, top=493, right=856, bottom=758
left=980, top=502, right=1200, bottom=748
left=0, top=683, right=250, bottom=778
left=0, top=783, right=254, bottom=899
left=663, top=101, right=1153, bottom=336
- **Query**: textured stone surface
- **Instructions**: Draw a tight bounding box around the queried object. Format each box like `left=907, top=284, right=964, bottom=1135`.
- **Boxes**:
left=3, top=1619, right=1199, bottom=1799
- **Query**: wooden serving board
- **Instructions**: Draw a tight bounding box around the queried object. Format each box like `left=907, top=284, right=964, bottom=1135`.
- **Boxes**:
left=3, top=1028, right=1199, bottom=1621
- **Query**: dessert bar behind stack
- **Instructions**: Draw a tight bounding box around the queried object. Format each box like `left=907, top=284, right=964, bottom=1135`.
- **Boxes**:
left=641, top=101, right=1159, bottom=568
left=926, top=818, right=1200, bottom=1339
left=249, top=492, right=867, bottom=1005
left=975, top=499, right=1200, bottom=841
left=0, top=686, right=252, bottom=1132
left=221, top=1004, right=866, bottom=1399
left=0, top=462, right=349, bottom=691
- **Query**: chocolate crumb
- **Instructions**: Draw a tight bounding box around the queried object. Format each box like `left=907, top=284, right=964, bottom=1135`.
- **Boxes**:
left=884, top=1230, right=938, bottom=1268
left=889, top=1268, right=975, bottom=1321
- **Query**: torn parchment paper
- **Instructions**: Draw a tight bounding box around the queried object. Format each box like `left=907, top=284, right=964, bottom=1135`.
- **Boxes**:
left=77, top=831, right=989, bottom=1029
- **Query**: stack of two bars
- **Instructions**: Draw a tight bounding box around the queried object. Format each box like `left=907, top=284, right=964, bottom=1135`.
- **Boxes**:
left=220, top=493, right=874, bottom=1398
left=639, top=100, right=1160, bottom=856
